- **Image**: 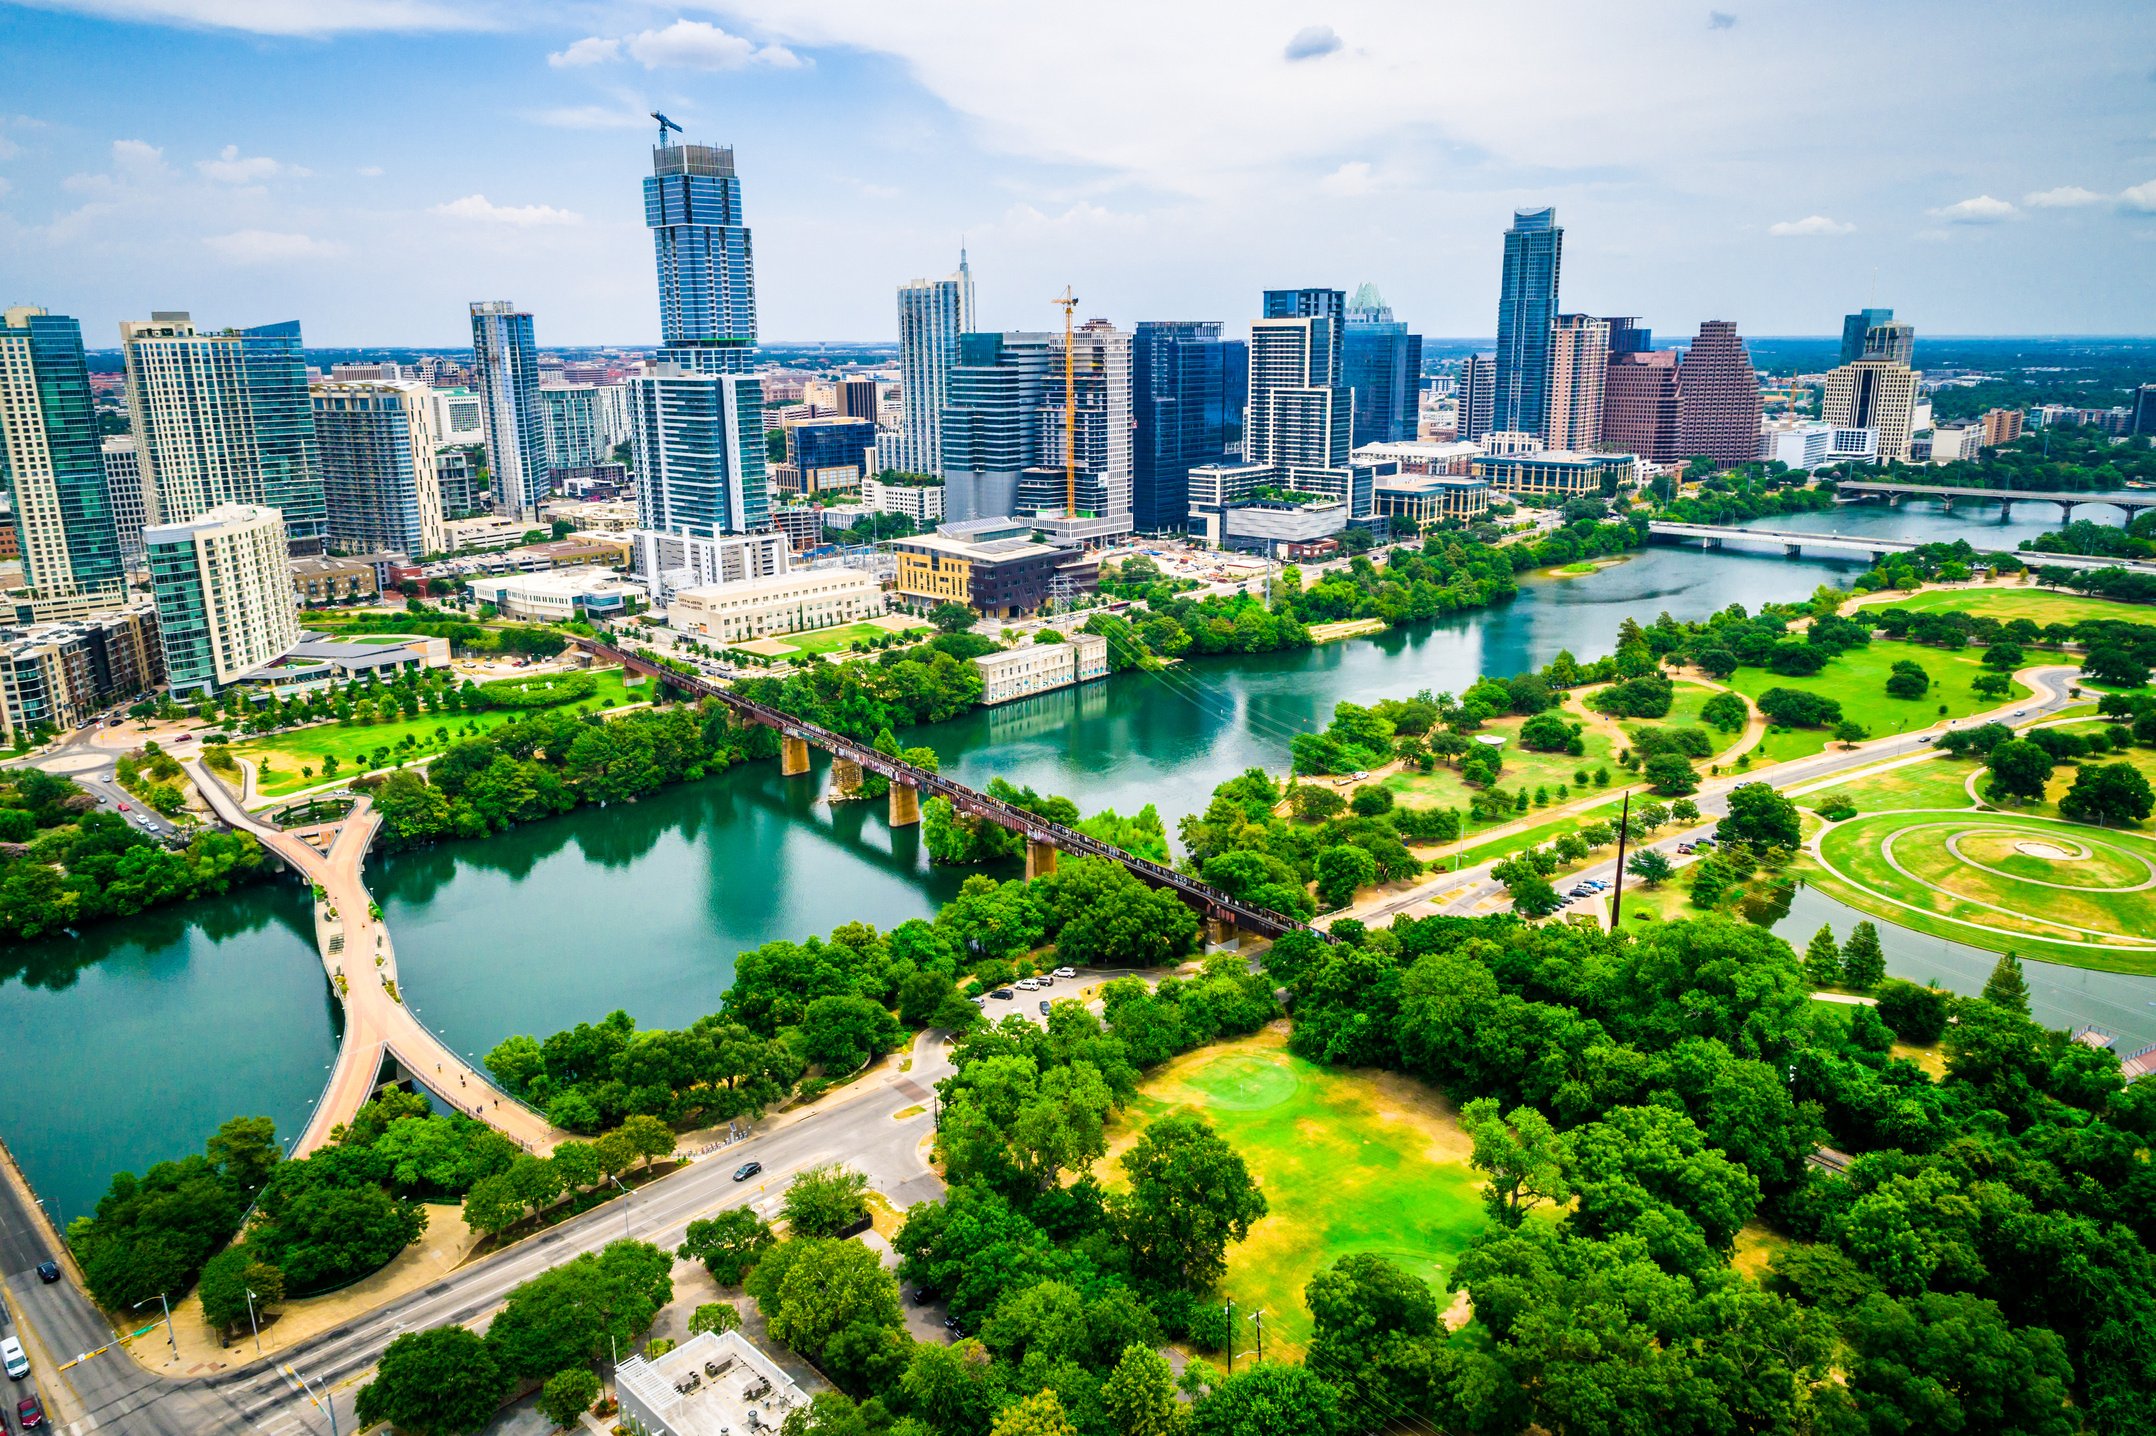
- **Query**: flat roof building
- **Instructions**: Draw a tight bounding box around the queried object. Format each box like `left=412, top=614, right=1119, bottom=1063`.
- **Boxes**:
left=145, top=504, right=300, bottom=696
left=668, top=567, right=884, bottom=644
left=975, top=630, right=1109, bottom=704
left=1472, top=449, right=1637, bottom=496
left=468, top=566, right=645, bottom=622
left=892, top=527, right=1096, bottom=619
left=615, top=1330, right=806, bottom=1436
left=1374, top=472, right=1493, bottom=528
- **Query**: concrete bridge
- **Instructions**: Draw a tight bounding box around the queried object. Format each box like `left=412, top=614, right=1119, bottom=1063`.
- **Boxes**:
left=583, top=639, right=1321, bottom=943
left=186, top=761, right=570, bottom=1158
left=1646, top=521, right=2156, bottom=576
left=1833, top=478, right=2156, bottom=522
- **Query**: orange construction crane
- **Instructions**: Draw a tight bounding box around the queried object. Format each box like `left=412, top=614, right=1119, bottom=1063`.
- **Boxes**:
left=1054, top=286, right=1079, bottom=520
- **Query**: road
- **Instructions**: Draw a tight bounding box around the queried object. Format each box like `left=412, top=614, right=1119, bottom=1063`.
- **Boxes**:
left=0, top=1034, right=954, bottom=1435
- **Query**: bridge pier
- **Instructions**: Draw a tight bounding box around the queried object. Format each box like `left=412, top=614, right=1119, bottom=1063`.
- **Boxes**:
left=889, top=782, right=921, bottom=827
left=1888, top=493, right=1903, bottom=507
left=1999, top=499, right=2013, bottom=520
left=1206, top=914, right=1239, bottom=947
left=781, top=734, right=811, bottom=777
left=830, top=757, right=862, bottom=798
left=2057, top=501, right=2075, bottom=522
left=1784, top=542, right=1802, bottom=557
left=1025, top=836, right=1058, bottom=882
left=1704, top=536, right=1722, bottom=551
left=1939, top=494, right=1953, bottom=512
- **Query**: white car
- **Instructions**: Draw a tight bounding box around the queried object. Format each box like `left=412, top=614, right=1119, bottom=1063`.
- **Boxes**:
left=1016, top=978, right=1040, bottom=991
left=1053, top=966, right=1075, bottom=978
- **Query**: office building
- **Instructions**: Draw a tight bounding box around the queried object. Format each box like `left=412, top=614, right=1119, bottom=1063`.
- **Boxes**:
left=540, top=384, right=606, bottom=474
left=144, top=504, right=299, bottom=695
left=596, top=382, right=635, bottom=451
left=1542, top=314, right=1609, bottom=451
left=616, top=1330, right=805, bottom=1436
left=1131, top=321, right=1244, bottom=532
left=630, top=368, right=770, bottom=541
left=289, top=553, right=381, bottom=605
left=1263, top=287, right=1347, bottom=345
left=1981, top=407, right=2026, bottom=448
left=1491, top=207, right=1563, bottom=438
left=102, top=435, right=152, bottom=564
left=469, top=302, right=547, bottom=521
left=2133, top=385, right=2156, bottom=438
left=1605, top=317, right=1652, bottom=356
left=668, top=567, right=884, bottom=643
left=1373, top=471, right=1492, bottom=529
left=647, top=135, right=756, bottom=374
left=974, top=630, right=1110, bottom=704
left=892, top=520, right=1097, bottom=618
left=311, top=381, right=447, bottom=558
left=467, top=567, right=643, bottom=622
left=1860, top=322, right=1916, bottom=367
left=1674, top=320, right=1762, bottom=467
left=894, top=253, right=977, bottom=480
left=1929, top=424, right=1986, bottom=463
left=1839, top=308, right=1893, bottom=366
left=1456, top=354, right=1496, bottom=441
left=1823, top=359, right=1921, bottom=463
left=834, top=377, right=878, bottom=421
left=787, top=418, right=876, bottom=492
left=863, top=474, right=946, bottom=525
left=435, top=448, right=483, bottom=517
left=0, top=604, right=163, bottom=745
left=1757, top=421, right=1876, bottom=469
left=1343, top=284, right=1423, bottom=446
left=1015, top=318, right=1134, bottom=544
left=1600, top=349, right=1680, bottom=462
left=635, top=528, right=790, bottom=604
left=941, top=331, right=1058, bottom=521
left=119, top=312, right=327, bottom=551
left=0, top=307, right=123, bottom=604
left=426, top=387, right=486, bottom=446
left=1472, top=449, right=1637, bottom=497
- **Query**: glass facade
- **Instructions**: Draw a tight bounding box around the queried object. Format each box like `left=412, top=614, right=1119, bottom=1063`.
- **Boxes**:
left=237, top=321, right=326, bottom=547
left=631, top=372, right=769, bottom=536
left=1342, top=288, right=1423, bottom=447
left=1491, top=207, right=1563, bottom=438
left=1, top=309, right=123, bottom=595
left=1131, top=321, right=1244, bottom=532
left=470, top=303, right=548, bottom=521
left=645, top=143, right=756, bottom=374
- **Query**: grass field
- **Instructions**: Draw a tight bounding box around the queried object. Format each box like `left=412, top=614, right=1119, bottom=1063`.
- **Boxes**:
left=231, top=666, right=649, bottom=798
left=1383, top=711, right=1618, bottom=816
left=1864, top=586, right=2152, bottom=626
left=1724, top=639, right=2029, bottom=763
left=741, top=618, right=928, bottom=658
left=1103, top=1028, right=1485, bottom=1346
left=1651, top=681, right=1751, bottom=763
left=1794, top=755, right=1982, bottom=814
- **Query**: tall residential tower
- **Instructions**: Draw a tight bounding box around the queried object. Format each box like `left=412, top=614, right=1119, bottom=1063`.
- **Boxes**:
left=1490, top=208, right=1563, bottom=439
left=895, top=250, right=977, bottom=477
left=647, top=139, right=756, bottom=374
left=469, top=301, right=548, bottom=522
left=0, top=307, right=123, bottom=605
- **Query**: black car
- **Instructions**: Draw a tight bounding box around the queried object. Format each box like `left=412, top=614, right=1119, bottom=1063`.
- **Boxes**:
left=1038, top=1000, right=1051, bottom=1015
left=34, top=1261, right=58, bottom=1284
left=991, top=988, right=1015, bottom=1000
left=732, top=1161, right=762, bottom=1182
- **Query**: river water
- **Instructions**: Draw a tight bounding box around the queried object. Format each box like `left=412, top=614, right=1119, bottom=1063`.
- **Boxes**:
left=5, top=496, right=2149, bottom=1219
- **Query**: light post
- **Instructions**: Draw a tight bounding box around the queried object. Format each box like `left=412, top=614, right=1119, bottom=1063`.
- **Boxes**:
left=608, top=1174, right=632, bottom=1240
left=245, top=1286, right=263, bottom=1356
left=134, top=1292, right=178, bottom=1364
left=286, top=1362, right=340, bottom=1436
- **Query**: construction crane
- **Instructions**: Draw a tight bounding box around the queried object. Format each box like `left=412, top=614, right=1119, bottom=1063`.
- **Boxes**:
left=1053, top=286, right=1080, bottom=523
left=651, top=112, right=684, bottom=147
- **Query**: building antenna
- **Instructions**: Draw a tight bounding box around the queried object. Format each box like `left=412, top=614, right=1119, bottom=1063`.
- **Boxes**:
left=1055, top=285, right=1080, bottom=523
left=650, top=111, right=684, bottom=148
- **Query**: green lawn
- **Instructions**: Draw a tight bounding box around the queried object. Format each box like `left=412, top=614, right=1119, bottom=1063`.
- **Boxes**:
left=1384, top=711, right=1617, bottom=817
left=1866, top=586, right=2154, bottom=626
left=751, top=620, right=928, bottom=657
left=1724, top=639, right=2030, bottom=764
left=1795, top=755, right=1982, bottom=814
left=1638, top=681, right=1750, bottom=764
left=1104, top=1030, right=1486, bottom=1347
left=230, top=666, right=649, bottom=797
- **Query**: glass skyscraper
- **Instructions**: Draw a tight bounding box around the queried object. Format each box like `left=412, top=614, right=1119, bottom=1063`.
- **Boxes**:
left=0, top=307, right=123, bottom=599
left=469, top=301, right=548, bottom=522
left=1839, top=307, right=1894, bottom=366
left=1132, top=321, right=1245, bottom=532
left=646, top=141, right=756, bottom=374
left=630, top=372, right=770, bottom=537
left=896, top=250, right=976, bottom=477
left=1342, top=284, right=1423, bottom=446
left=1491, top=207, right=1563, bottom=438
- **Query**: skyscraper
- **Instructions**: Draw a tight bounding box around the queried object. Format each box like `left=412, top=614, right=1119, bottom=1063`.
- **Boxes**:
left=1343, top=284, right=1423, bottom=446
left=895, top=251, right=976, bottom=477
left=1245, top=306, right=1370, bottom=513
left=630, top=370, right=771, bottom=537
left=120, top=312, right=326, bottom=552
left=1674, top=321, right=1763, bottom=466
left=145, top=504, right=299, bottom=696
left=1600, top=349, right=1680, bottom=462
left=1859, top=321, right=1916, bottom=367
left=469, top=301, right=547, bottom=522
left=311, top=380, right=447, bottom=557
left=540, top=383, right=606, bottom=473
left=1132, top=321, right=1244, bottom=532
left=1456, top=355, right=1496, bottom=441
left=941, top=332, right=1059, bottom=522
left=1824, top=359, right=1920, bottom=463
left=102, top=435, right=151, bottom=564
left=1839, top=308, right=1894, bottom=366
left=647, top=138, right=756, bottom=374
left=1016, top=318, right=1135, bottom=543
left=0, top=307, right=123, bottom=602
left=1491, top=207, right=1563, bottom=438
left=1262, top=289, right=1346, bottom=382
left=1543, top=314, right=1610, bottom=451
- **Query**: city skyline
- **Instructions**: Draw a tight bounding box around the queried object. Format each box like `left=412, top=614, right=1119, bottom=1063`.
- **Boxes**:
left=2, top=2, right=2153, bottom=344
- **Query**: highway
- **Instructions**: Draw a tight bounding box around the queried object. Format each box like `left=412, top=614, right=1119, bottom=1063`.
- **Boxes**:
left=0, top=1034, right=954, bottom=1434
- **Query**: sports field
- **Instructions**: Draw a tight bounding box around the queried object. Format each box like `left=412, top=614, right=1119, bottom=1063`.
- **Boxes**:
left=1724, top=640, right=2029, bottom=763
left=1863, top=586, right=2151, bottom=626
left=729, top=616, right=928, bottom=658
left=1104, top=1028, right=1484, bottom=1346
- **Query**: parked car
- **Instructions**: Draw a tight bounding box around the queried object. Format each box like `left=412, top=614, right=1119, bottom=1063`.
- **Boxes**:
left=1036, top=974, right=1054, bottom=986
left=1675, top=843, right=1695, bottom=855
left=1052, top=966, right=1075, bottom=978
left=34, top=1261, right=58, bottom=1285
left=1016, top=978, right=1039, bottom=991
left=1038, top=1001, right=1051, bottom=1015
left=18, top=1394, right=44, bottom=1429
left=992, top=988, right=1015, bottom=1000
left=732, top=1161, right=762, bottom=1182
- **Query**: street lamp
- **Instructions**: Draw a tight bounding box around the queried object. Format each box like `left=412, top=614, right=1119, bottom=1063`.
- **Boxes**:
left=133, top=1292, right=178, bottom=1364
left=608, top=1174, right=632, bottom=1240
left=245, top=1286, right=263, bottom=1356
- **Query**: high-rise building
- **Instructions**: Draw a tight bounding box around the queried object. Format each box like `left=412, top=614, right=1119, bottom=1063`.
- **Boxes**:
left=1600, top=349, right=1680, bottom=462
left=1491, top=207, right=1563, bottom=438
left=1343, top=284, right=1423, bottom=446
left=941, top=332, right=1059, bottom=522
left=1543, top=314, right=1610, bottom=451
left=469, top=301, right=547, bottom=521
left=435, top=448, right=482, bottom=518
left=2130, top=384, right=2156, bottom=438
left=119, top=312, right=326, bottom=552
left=834, top=378, right=879, bottom=422
left=1861, top=322, right=1915, bottom=367
left=1132, top=321, right=1244, bottom=532
left=597, top=383, right=635, bottom=452
left=1674, top=320, right=1763, bottom=466
left=0, top=307, right=123, bottom=603
left=786, top=417, right=876, bottom=493
left=1839, top=308, right=1896, bottom=366
left=144, top=504, right=298, bottom=695
left=426, top=387, right=486, bottom=446
left=1823, top=359, right=1920, bottom=463
left=629, top=369, right=770, bottom=539
left=540, top=383, right=606, bottom=474
left=1017, top=318, right=1134, bottom=543
left=0, top=604, right=163, bottom=746
left=896, top=251, right=977, bottom=478
left=311, top=380, right=447, bottom=558
left=1262, top=289, right=1346, bottom=381
left=1981, top=407, right=2026, bottom=449
left=1605, top=317, right=1652, bottom=356
left=1456, top=354, right=1496, bottom=441
left=102, top=435, right=152, bottom=564
left=646, top=136, right=756, bottom=374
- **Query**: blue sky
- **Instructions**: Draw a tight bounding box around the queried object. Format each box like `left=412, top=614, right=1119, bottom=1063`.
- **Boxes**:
left=2, top=0, right=2153, bottom=348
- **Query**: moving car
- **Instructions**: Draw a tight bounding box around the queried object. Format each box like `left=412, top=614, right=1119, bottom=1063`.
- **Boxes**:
left=34, top=1262, right=58, bottom=1284
left=732, top=1161, right=762, bottom=1182
left=2, top=1337, right=26, bottom=1379
left=18, top=1394, right=44, bottom=1429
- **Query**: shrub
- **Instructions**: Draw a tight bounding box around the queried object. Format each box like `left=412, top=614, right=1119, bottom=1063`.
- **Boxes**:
left=474, top=671, right=599, bottom=709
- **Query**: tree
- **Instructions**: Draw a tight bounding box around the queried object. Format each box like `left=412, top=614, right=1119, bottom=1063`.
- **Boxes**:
left=1982, top=952, right=2031, bottom=1014
left=1884, top=661, right=1931, bottom=700
left=991, top=1390, right=1080, bottom=1436
left=928, top=602, right=978, bottom=634
left=1983, top=642, right=2025, bottom=671
left=783, top=1164, right=871, bottom=1239
left=197, top=1245, right=284, bottom=1337
left=539, top=1366, right=602, bottom=1428
left=1288, top=785, right=1347, bottom=821
left=1497, top=863, right=1562, bottom=918
left=2060, top=762, right=2155, bottom=826
left=1112, top=1113, right=1268, bottom=1290
left=486, top=1240, right=674, bottom=1382
left=1973, top=672, right=2013, bottom=700
left=1833, top=719, right=1870, bottom=747
left=1701, top=690, right=1748, bottom=732
left=1873, top=979, right=1949, bottom=1044
left=1625, top=849, right=1674, bottom=888
left=1984, top=739, right=2054, bottom=804
left=1192, top=1363, right=1342, bottom=1436
left=2084, top=643, right=2149, bottom=688
left=745, top=1237, right=903, bottom=1366
left=1461, top=1099, right=1571, bottom=1226
left=689, top=1301, right=743, bottom=1335
left=1102, top=1344, right=1185, bottom=1436
left=1642, top=752, right=1699, bottom=796
left=353, top=1326, right=511, bottom=1436
left=1802, top=924, right=1843, bottom=987
left=1314, top=844, right=1378, bottom=908
left=1347, top=785, right=1394, bottom=817
left=1841, top=921, right=1886, bottom=989
left=678, top=1208, right=775, bottom=1284
left=1843, top=1292, right=2074, bottom=1436
left=1721, top=782, right=1801, bottom=850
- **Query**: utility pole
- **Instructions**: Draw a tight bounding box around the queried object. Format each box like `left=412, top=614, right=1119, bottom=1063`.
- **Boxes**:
left=285, top=1363, right=340, bottom=1436
left=134, top=1292, right=177, bottom=1364
left=1223, top=1296, right=1234, bottom=1376
left=609, top=1174, right=632, bottom=1240
left=1609, top=789, right=1633, bottom=927
left=1249, top=1307, right=1265, bottom=1364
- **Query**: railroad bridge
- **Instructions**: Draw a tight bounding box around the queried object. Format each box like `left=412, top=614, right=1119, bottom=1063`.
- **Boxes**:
left=581, top=639, right=1319, bottom=944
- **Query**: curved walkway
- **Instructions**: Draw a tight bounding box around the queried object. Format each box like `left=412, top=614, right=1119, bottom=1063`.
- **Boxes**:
left=185, top=760, right=569, bottom=1157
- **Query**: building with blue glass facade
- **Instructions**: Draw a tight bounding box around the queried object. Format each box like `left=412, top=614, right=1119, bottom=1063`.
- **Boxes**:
left=630, top=369, right=769, bottom=540
left=0, top=307, right=123, bottom=604
left=1490, top=207, right=1563, bottom=440
left=1342, top=284, right=1423, bottom=447
left=646, top=141, right=756, bottom=375
left=1131, top=321, right=1245, bottom=532
left=469, top=301, right=548, bottom=522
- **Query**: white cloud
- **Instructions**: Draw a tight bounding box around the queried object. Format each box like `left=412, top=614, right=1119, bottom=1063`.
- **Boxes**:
left=110, top=138, right=167, bottom=172
left=1707, top=10, right=1738, bottom=28
left=203, top=228, right=344, bottom=261
left=197, top=144, right=310, bottom=184
left=1283, top=25, right=1341, bottom=61
left=358, top=165, right=384, bottom=177
left=1319, top=160, right=1377, bottom=197
left=1768, top=214, right=1854, bottom=236
left=1932, top=194, right=2017, bottom=224
left=2122, top=179, right=2156, bottom=214
left=2024, top=185, right=2105, bottom=208
left=432, top=193, right=583, bottom=226
left=14, top=0, right=486, bottom=35
left=547, top=35, right=620, bottom=68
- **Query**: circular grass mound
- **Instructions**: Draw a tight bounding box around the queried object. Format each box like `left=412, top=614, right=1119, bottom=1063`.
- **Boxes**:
left=1816, top=810, right=2156, bottom=953
left=1177, top=1053, right=1303, bottom=1111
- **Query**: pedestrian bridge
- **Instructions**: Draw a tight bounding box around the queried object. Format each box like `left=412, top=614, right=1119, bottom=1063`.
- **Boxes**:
left=1833, top=478, right=2156, bottom=520
left=1646, top=521, right=2156, bottom=575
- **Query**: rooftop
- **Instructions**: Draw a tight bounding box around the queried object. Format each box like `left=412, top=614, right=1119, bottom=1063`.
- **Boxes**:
left=616, top=1330, right=806, bottom=1436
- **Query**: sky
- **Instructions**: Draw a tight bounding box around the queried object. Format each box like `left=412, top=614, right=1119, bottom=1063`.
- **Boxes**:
left=2, top=0, right=2153, bottom=349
